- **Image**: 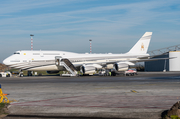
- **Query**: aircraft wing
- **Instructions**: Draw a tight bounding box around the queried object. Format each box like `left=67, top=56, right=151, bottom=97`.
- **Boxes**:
left=131, top=57, right=176, bottom=63
left=137, top=52, right=169, bottom=59
left=74, top=57, right=176, bottom=68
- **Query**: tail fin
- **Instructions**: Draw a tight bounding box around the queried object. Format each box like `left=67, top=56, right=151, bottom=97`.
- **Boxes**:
left=128, top=32, right=152, bottom=54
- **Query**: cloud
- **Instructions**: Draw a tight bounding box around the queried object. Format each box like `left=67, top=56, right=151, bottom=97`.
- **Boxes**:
left=0, top=0, right=78, bottom=15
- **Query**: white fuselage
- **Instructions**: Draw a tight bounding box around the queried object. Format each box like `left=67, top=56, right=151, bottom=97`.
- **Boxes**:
left=3, top=50, right=149, bottom=71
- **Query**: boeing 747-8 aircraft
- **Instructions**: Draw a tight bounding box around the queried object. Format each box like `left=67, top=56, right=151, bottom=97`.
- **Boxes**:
left=3, top=32, right=153, bottom=76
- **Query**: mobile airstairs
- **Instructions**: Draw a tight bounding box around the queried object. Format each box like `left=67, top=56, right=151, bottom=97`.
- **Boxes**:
left=55, top=57, right=77, bottom=76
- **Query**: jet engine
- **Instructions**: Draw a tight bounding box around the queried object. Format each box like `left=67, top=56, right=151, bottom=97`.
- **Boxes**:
left=80, top=64, right=102, bottom=75
left=46, top=71, right=59, bottom=74
left=106, top=64, right=114, bottom=69
left=114, top=62, right=129, bottom=71
left=114, top=62, right=135, bottom=71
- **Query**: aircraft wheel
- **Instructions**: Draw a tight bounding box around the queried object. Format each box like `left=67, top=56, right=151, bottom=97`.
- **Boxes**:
left=0, top=74, right=2, bottom=77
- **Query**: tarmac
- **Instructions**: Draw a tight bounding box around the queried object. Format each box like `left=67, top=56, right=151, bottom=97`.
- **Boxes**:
left=0, top=72, right=180, bottom=119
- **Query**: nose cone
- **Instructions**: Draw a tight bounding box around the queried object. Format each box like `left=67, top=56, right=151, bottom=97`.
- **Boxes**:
left=3, top=58, right=9, bottom=65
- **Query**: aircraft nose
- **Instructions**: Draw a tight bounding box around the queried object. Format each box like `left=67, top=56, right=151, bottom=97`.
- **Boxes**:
left=3, top=58, right=9, bottom=65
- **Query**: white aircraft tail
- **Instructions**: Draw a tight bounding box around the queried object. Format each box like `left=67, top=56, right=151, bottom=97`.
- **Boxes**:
left=128, top=32, right=152, bottom=54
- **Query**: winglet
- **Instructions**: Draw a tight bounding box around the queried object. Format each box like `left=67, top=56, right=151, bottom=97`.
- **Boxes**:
left=128, top=32, right=152, bottom=54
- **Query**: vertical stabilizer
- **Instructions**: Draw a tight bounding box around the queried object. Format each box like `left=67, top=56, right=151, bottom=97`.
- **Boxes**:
left=128, top=32, right=152, bottom=54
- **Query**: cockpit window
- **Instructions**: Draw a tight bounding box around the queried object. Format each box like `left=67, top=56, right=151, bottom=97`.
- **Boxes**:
left=14, top=52, right=20, bottom=54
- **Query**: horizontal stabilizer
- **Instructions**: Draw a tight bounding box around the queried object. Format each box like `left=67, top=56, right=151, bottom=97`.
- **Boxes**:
left=132, top=57, right=176, bottom=63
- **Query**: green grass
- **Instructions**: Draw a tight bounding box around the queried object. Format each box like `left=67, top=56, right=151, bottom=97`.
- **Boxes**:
left=170, top=115, right=180, bottom=119
left=0, top=103, right=9, bottom=115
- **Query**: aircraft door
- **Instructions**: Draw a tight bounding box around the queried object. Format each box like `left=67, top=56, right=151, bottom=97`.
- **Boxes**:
left=40, top=51, right=44, bottom=57
left=28, top=59, right=32, bottom=64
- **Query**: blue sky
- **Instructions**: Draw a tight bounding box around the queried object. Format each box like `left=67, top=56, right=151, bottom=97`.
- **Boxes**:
left=0, top=0, right=180, bottom=63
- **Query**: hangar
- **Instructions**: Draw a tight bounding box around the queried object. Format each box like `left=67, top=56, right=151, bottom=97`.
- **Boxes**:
left=145, top=45, right=180, bottom=72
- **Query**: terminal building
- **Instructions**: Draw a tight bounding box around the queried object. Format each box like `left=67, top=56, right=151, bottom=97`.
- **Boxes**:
left=145, top=45, right=180, bottom=72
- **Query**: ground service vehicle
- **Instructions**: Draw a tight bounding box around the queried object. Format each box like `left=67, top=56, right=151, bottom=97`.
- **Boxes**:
left=125, top=68, right=137, bottom=76
left=0, top=71, right=12, bottom=77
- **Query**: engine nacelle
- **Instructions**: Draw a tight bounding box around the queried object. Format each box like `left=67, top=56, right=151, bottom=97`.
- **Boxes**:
left=106, top=64, right=114, bottom=69
left=46, top=71, right=59, bottom=74
left=114, top=63, right=129, bottom=71
left=80, top=66, right=95, bottom=75
left=80, top=64, right=102, bottom=75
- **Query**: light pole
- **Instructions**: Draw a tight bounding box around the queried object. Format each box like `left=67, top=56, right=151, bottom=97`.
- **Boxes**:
left=30, top=34, right=34, bottom=50
left=89, top=39, right=92, bottom=54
